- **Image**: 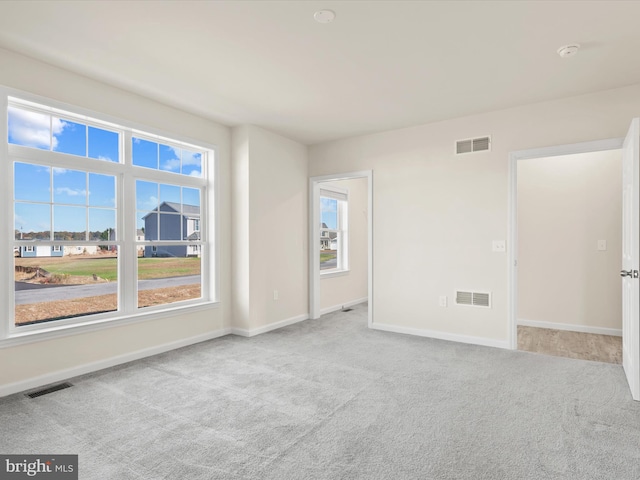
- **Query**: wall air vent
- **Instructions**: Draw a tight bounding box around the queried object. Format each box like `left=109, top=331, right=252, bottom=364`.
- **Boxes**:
left=455, top=290, right=491, bottom=308
left=455, top=136, right=491, bottom=155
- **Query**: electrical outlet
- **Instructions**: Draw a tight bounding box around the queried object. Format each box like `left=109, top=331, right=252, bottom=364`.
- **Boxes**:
left=273, top=290, right=279, bottom=301
left=439, top=296, right=447, bottom=307
left=492, top=240, right=506, bottom=253
left=597, top=240, right=607, bottom=251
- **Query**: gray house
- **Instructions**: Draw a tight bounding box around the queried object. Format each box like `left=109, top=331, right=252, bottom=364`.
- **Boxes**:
left=143, top=202, right=201, bottom=258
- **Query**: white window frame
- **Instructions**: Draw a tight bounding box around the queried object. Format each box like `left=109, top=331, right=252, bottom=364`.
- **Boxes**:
left=319, top=184, right=349, bottom=276
left=0, top=87, right=219, bottom=347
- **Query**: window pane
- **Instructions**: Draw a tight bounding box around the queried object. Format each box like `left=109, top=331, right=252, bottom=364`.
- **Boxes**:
left=136, top=180, right=159, bottom=211
left=15, top=203, right=51, bottom=240
left=320, top=230, right=338, bottom=271
left=160, top=144, right=180, bottom=173
left=183, top=189, right=200, bottom=240
left=137, top=254, right=201, bottom=308
left=53, top=118, right=86, bottom=156
left=53, top=168, right=87, bottom=205
left=88, top=126, right=119, bottom=162
left=15, top=247, right=118, bottom=326
left=89, top=173, right=115, bottom=208
left=141, top=211, right=158, bottom=241
left=8, top=106, right=50, bottom=150
left=89, top=209, right=116, bottom=241
left=182, top=150, right=202, bottom=177
left=160, top=183, right=180, bottom=206
left=183, top=187, right=200, bottom=208
left=54, top=205, right=86, bottom=240
left=132, top=137, right=158, bottom=169
left=159, top=213, right=182, bottom=240
left=321, top=197, right=338, bottom=229
left=15, top=163, right=50, bottom=203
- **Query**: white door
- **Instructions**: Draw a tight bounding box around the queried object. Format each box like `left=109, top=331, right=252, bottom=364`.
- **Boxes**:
left=622, top=118, right=640, bottom=401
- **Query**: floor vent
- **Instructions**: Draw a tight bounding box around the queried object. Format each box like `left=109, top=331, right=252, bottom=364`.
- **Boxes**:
left=455, top=291, right=491, bottom=308
left=26, top=382, right=73, bottom=399
left=341, top=308, right=353, bottom=312
left=455, top=136, right=491, bottom=154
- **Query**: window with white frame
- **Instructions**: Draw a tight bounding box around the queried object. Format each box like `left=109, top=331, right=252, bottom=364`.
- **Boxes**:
left=319, top=185, right=348, bottom=273
left=5, top=94, right=215, bottom=334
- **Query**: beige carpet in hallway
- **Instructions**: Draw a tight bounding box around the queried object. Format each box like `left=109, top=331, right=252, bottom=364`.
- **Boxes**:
left=518, top=325, right=622, bottom=364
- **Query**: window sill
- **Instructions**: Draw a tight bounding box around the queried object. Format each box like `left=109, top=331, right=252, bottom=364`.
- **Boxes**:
left=0, top=301, right=220, bottom=349
left=320, top=269, right=350, bottom=279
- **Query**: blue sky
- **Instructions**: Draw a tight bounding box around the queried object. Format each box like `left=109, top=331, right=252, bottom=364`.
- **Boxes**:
left=9, top=106, right=202, bottom=238
left=321, top=197, right=338, bottom=229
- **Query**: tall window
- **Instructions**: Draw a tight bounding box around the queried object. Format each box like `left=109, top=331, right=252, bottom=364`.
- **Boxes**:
left=6, top=95, right=215, bottom=335
left=319, top=185, right=348, bottom=273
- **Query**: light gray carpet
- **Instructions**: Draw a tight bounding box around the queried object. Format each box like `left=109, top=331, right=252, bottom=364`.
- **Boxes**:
left=1, top=302, right=639, bottom=479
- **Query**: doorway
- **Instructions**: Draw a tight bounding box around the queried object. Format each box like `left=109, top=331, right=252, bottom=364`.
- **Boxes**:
left=508, top=139, right=624, bottom=357
left=309, top=171, right=373, bottom=327
left=516, top=148, right=623, bottom=363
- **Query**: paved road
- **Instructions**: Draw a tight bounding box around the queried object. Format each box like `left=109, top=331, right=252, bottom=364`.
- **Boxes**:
left=14, top=275, right=201, bottom=305
left=320, top=257, right=337, bottom=270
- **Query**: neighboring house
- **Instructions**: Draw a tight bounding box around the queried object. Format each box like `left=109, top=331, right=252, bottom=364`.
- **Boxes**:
left=136, top=229, right=145, bottom=256
left=19, top=245, right=64, bottom=258
left=143, top=202, right=200, bottom=258
left=320, top=222, right=337, bottom=250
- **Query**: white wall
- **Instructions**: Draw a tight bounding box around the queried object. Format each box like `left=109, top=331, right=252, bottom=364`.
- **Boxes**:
left=309, top=83, right=640, bottom=348
left=517, top=150, right=622, bottom=333
left=320, top=177, right=368, bottom=313
left=231, top=125, right=308, bottom=333
left=0, top=48, right=232, bottom=393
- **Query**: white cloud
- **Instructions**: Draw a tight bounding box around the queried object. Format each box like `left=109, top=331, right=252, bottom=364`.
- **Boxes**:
left=55, top=187, right=87, bottom=197
left=52, top=167, right=68, bottom=175
left=161, top=158, right=180, bottom=171
left=8, top=106, right=66, bottom=150
left=142, top=195, right=159, bottom=210
left=320, top=197, right=337, bottom=213
left=182, top=150, right=201, bottom=166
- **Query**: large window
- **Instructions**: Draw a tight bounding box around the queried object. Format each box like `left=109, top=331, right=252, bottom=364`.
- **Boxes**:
left=319, top=185, right=348, bottom=273
left=5, top=95, right=215, bottom=336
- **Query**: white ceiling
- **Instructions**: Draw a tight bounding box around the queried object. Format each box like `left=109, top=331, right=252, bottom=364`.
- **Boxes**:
left=1, top=1, right=640, bottom=145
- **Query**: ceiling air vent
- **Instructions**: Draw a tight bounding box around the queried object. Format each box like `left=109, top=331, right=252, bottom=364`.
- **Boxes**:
left=455, top=290, right=491, bottom=308
left=455, top=136, right=491, bottom=155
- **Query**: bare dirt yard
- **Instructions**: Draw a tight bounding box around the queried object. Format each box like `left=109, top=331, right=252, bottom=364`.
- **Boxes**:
left=15, top=285, right=201, bottom=325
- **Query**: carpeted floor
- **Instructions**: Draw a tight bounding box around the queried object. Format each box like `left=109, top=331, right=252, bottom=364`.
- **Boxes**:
left=1, top=302, right=639, bottom=479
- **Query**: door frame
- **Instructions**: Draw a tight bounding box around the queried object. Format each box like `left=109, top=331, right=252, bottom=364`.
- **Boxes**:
left=507, top=138, right=623, bottom=350
left=309, top=170, right=373, bottom=327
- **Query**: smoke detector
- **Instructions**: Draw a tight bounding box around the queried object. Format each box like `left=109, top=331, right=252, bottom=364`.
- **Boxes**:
left=557, top=44, right=580, bottom=58
left=314, top=9, right=336, bottom=24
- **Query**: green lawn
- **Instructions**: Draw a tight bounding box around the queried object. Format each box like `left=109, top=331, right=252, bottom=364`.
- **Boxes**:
left=320, top=252, right=337, bottom=263
left=16, top=256, right=200, bottom=281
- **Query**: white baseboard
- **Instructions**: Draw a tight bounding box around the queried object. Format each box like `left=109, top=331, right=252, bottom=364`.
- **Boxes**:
left=517, top=318, right=622, bottom=337
left=0, top=327, right=232, bottom=398
left=320, top=297, right=368, bottom=316
left=371, top=322, right=510, bottom=350
left=230, top=313, right=309, bottom=337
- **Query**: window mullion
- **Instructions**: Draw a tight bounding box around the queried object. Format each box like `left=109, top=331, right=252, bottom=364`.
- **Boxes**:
left=121, top=130, right=136, bottom=313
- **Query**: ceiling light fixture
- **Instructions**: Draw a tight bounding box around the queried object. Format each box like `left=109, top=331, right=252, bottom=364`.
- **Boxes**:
left=314, top=9, right=336, bottom=24
left=557, top=44, right=580, bottom=58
